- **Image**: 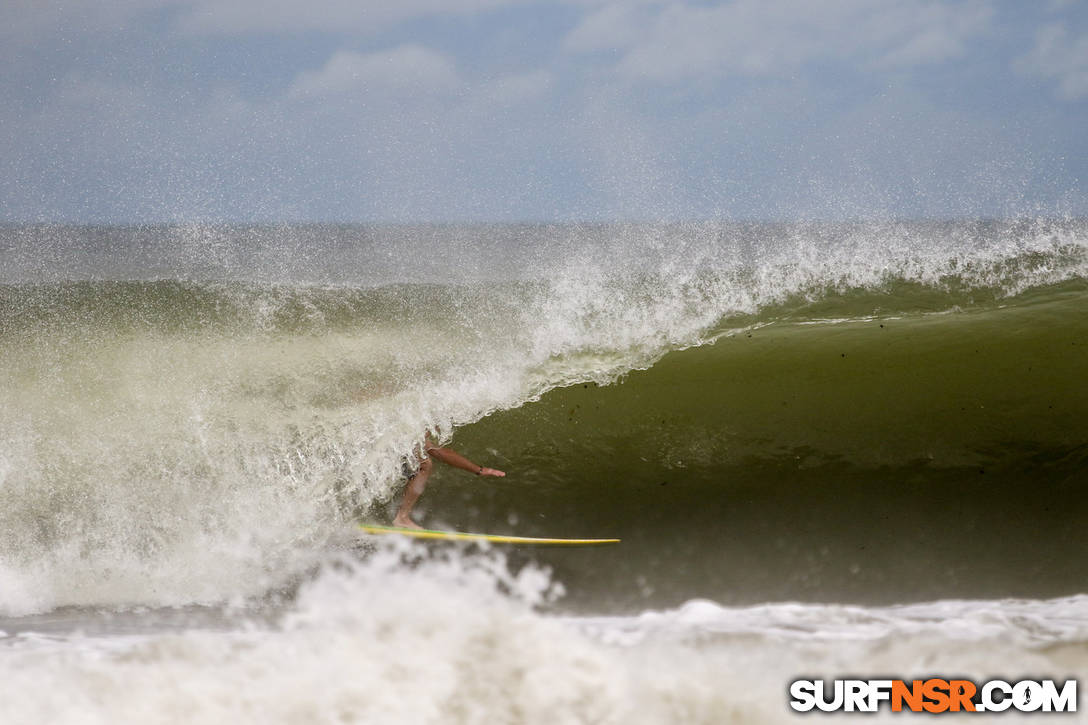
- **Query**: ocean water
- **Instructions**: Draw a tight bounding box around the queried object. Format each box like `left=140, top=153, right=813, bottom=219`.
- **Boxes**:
left=1, top=220, right=1086, bottom=722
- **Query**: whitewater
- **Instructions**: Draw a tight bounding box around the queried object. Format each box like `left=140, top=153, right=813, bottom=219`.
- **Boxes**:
left=1, top=219, right=1086, bottom=723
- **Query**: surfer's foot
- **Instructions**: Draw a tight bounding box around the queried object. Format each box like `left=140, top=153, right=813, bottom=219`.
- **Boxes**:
left=393, top=515, right=422, bottom=530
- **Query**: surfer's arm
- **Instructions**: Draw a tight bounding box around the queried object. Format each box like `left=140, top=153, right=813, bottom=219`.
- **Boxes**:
left=424, top=443, right=505, bottom=477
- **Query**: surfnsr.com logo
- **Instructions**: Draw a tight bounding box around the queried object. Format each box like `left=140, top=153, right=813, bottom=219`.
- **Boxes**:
left=789, top=679, right=1077, bottom=713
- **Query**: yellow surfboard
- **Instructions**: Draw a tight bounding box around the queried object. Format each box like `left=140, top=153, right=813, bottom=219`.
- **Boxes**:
left=359, top=524, right=619, bottom=545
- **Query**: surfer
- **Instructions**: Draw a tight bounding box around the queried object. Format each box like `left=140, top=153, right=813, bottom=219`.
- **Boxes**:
left=394, top=435, right=505, bottom=529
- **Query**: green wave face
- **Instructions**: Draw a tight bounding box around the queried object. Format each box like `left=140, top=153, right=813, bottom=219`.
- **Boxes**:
left=471, top=283, right=1088, bottom=469
left=430, top=282, right=1088, bottom=610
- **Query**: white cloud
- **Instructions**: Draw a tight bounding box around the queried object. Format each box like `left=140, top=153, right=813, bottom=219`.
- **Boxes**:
left=0, top=0, right=527, bottom=43
left=288, top=45, right=460, bottom=98
left=878, top=27, right=965, bottom=67
left=480, top=70, right=554, bottom=104
left=0, top=0, right=175, bottom=44
left=175, top=0, right=524, bottom=35
left=564, top=0, right=993, bottom=82
left=875, top=1, right=993, bottom=67
left=1014, top=23, right=1088, bottom=100
left=562, top=3, right=651, bottom=54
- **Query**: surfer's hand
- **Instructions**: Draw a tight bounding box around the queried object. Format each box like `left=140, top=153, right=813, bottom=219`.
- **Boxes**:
left=479, top=467, right=505, bottom=477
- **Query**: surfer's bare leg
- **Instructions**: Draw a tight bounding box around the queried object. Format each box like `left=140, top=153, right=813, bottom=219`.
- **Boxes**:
left=393, top=457, right=433, bottom=529
left=426, top=445, right=506, bottom=478
left=392, top=437, right=506, bottom=528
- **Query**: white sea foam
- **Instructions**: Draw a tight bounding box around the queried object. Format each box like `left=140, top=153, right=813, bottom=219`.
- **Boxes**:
left=1, top=544, right=1084, bottom=724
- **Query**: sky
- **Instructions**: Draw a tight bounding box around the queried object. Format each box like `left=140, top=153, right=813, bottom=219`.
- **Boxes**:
left=2, top=0, right=1086, bottom=222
